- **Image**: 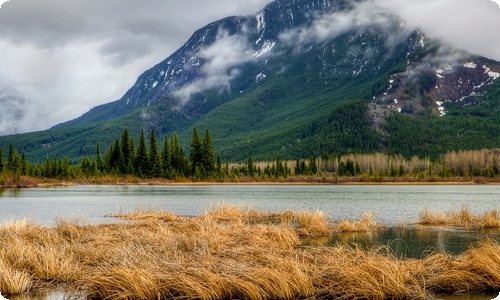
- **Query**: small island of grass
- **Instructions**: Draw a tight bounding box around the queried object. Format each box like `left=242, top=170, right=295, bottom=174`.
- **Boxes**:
left=1, top=205, right=500, bottom=299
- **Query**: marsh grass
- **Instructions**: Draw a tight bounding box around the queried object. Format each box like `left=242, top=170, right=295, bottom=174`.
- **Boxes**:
left=335, top=212, right=385, bottom=232
left=418, top=207, right=500, bottom=228
left=1, top=207, right=500, bottom=299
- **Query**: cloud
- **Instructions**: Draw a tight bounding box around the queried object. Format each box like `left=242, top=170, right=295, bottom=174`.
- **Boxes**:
left=279, top=2, right=397, bottom=46
left=372, top=0, right=500, bottom=61
left=0, top=0, right=499, bottom=136
left=0, top=0, right=272, bottom=135
left=173, top=28, right=259, bottom=103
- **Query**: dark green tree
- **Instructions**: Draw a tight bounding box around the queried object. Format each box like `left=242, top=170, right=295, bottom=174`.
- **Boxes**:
left=190, top=127, right=203, bottom=175
left=121, top=128, right=133, bottom=174
left=170, top=132, right=187, bottom=176
left=216, top=152, right=222, bottom=176
left=95, top=144, right=104, bottom=173
left=134, top=130, right=149, bottom=176
left=7, top=143, right=19, bottom=173
left=0, top=147, right=4, bottom=173
left=161, top=135, right=171, bottom=177
left=80, top=156, right=92, bottom=176
left=149, top=129, right=162, bottom=177
left=201, top=129, right=215, bottom=174
left=106, top=139, right=122, bottom=172
left=247, top=156, right=255, bottom=176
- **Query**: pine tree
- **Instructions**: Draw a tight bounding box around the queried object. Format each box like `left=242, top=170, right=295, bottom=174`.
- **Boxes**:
left=170, top=132, right=187, bottom=176
left=60, top=157, right=70, bottom=178
left=149, top=129, right=162, bottom=177
left=247, top=156, right=255, bottom=176
left=135, top=130, right=149, bottom=176
left=108, top=139, right=122, bottom=172
left=190, top=127, right=202, bottom=175
left=80, top=156, right=92, bottom=176
left=309, top=156, right=318, bottom=175
left=0, top=147, right=4, bottom=173
left=121, top=128, right=132, bottom=174
left=7, top=143, right=19, bottom=173
left=216, top=152, right=222, bottom=176
left=161, top=135, right=171, bottom=176
left=201, top=129, right=215, bottom=174
left=95, top=144, right=104, bottom=173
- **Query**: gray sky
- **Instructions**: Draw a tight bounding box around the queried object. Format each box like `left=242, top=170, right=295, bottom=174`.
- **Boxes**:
left=0, top=0, right=499, bottom=135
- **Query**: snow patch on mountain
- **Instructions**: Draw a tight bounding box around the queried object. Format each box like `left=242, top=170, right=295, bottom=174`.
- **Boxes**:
left=253, top=40, right=276, bottom=58
left=463, top=62, right=477, bottom=69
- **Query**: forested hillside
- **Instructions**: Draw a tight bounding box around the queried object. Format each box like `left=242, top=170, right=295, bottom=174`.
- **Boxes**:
left=1, top=0, right=500, bottom=163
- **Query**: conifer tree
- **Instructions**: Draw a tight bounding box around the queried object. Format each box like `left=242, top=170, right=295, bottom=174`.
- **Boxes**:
left=149, top=129, right=162, bottom=177
left=121, top=128, right=132, bottom=174
left=80, top=156, right=92, bottom=176
left=129, top=137, right=136, bottom=169
left=7, top=143, right=19, bottom=173
left=107, top=139, right=122, bottom=172
left=190, top=127, right=202, bottom=175
left=161, top=135, right=171, bottom=176
left=60, top=157, right=70, bottom=178
left=216, top=152, right=222, bottom=176
left=201, top=129, right=215, bottom=173
left=247, top=156, right=255, bottom=176
left=170, top=132, right=187, bottom=176
left=135, top=130, right=149, bottom=176
left=0, top=147, right=4, bottom=172
left=95, top=144, right=104, bottom=173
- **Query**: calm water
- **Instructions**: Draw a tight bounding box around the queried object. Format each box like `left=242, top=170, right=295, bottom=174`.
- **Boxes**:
left=1, top=184, right=500, bottom=225
left=1, top=184, right=500, bottom=300
left=2, top=184, right=500, bottom=256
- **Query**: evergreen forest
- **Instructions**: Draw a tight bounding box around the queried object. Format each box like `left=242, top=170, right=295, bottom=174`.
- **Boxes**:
left=2, top=126, right=500, bottom=188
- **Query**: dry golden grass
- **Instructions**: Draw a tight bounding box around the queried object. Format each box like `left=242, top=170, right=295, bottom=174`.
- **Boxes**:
left=418, top=207, right=500, bottom=228
left=335, top=212, right=385, bottom=232
left=1, top=207, right=500, bottom=299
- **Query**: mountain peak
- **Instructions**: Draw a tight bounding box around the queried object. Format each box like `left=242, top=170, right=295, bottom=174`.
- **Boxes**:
left=9, top=0, right=500, bottom=162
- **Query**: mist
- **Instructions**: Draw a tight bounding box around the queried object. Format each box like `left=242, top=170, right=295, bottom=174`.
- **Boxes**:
left=0, top=0, right=499, bottom=136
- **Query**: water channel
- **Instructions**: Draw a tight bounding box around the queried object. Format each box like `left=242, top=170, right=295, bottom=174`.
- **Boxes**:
left=1, top=184, right=500, bottom=300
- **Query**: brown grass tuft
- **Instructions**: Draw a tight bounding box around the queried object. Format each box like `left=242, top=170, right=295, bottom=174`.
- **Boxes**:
left=1, top=209, right=500, bottom=299
left=418, top=207, right=500, bottom=228
left=335, top=212, right=385, bottom=232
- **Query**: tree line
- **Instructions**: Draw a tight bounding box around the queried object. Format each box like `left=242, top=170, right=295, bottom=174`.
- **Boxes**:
left=2, top=126, right=500, bottom=184
left=0, top=127, right=223, bottom=181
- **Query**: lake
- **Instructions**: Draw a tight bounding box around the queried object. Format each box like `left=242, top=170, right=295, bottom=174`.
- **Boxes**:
left=1, top=184, right=500, bottom=226
left=2, top=184, right=500, bottom=256
left=1, top=184, right=500, bottom=300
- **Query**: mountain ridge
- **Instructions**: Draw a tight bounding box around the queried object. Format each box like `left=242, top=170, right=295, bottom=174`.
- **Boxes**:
left=2, top=0, right=500, bottom=162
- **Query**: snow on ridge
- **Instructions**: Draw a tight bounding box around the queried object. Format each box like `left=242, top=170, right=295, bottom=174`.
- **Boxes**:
left=483, top=65, right=500, bottom=80
left=253, top=40, right=276, bottom=58
left=256, top=11, right=265, bottom=33
left=463, top=62, right=477, bottom=69
left=255, top=72, right=267, bottom=82
left=436, top=69, right=445, bottom=79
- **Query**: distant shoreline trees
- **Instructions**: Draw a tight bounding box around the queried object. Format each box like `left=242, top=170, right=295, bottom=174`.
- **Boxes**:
left=1, top=127, right=500, bottom=186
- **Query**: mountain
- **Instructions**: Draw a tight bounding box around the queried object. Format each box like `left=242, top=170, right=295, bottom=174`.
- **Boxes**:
left=2, top=0, right=500, bottom=162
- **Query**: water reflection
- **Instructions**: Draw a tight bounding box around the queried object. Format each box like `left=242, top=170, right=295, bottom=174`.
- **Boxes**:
left=304, top=227, right=500, bottom=258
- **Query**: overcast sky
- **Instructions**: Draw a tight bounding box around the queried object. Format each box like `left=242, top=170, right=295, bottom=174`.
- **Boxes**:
left=0, top=0, right=499, bottom=135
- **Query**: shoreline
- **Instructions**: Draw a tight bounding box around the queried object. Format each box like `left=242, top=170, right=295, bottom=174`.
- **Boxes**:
left=2, top=174, right=500, bottom=189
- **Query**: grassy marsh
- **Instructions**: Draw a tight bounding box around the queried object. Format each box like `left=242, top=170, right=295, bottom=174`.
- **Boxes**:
left=1, top=205, right=500, bottom=299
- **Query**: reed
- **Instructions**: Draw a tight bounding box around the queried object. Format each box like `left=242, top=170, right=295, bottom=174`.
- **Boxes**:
left=2, top=208, right=500, bottom=299
left=0, top=259, right=32, bottom=295
left=335, top=212, right=385, bottom=232
left=418, top=207, right=500, bottom=228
